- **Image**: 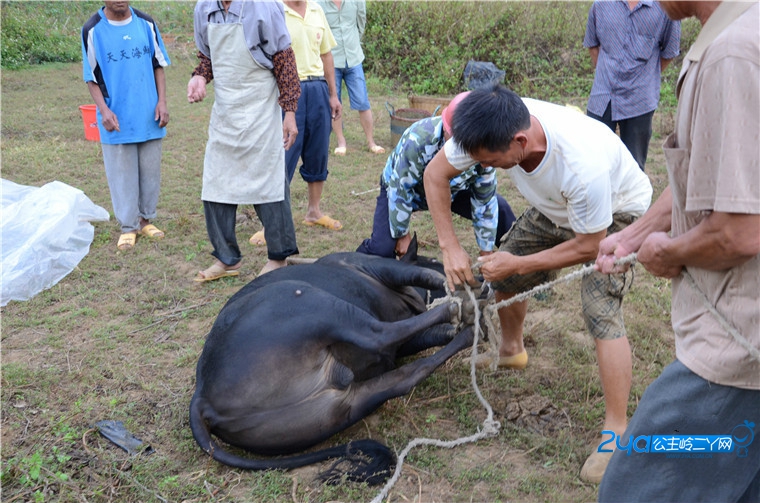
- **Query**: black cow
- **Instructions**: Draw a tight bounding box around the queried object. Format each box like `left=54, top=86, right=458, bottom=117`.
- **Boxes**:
left=189, top=242, right=474, bottom=484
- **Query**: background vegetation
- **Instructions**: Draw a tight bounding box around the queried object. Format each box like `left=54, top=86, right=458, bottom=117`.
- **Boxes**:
left=1, top=1, right=700, bottom=103
left=2, top=2, right=696, bottom=502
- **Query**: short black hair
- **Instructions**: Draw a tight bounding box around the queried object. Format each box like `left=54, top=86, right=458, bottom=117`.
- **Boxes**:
left=451, top=84, right=531, bottom=155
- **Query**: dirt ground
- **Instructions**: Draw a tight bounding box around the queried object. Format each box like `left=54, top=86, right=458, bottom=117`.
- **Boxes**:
left=1, top=50, right=676, bottom=502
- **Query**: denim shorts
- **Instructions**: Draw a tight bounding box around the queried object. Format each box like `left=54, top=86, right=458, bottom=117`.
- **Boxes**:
left=491, top=207, right=637, bottom=340
left=335, top=64, right=371, bottom=111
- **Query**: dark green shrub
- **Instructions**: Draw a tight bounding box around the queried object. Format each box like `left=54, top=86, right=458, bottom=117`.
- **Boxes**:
left=364, top=1, right=700, bottom=102
left=0, top=1, right=192, bottom=70
left=365, top=2, right=595, bottom=99
left=0, top=2, right=98, bottom=69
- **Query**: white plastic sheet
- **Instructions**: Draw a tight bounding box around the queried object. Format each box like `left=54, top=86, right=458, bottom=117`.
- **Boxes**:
left=1, top=179, right=110, bottom=306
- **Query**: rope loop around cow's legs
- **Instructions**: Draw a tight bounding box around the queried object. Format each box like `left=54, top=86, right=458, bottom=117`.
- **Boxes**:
left=371, top=252, right=640, bottom=502
left=371, top=281, right=501, bottom=503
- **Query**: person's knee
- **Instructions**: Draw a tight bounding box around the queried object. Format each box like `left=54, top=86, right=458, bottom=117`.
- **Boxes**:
left=356, top=238, right=395, bottom=258
left=588, top=317, right=627, bottom=342
left=344, top=70, right=371, bottom=111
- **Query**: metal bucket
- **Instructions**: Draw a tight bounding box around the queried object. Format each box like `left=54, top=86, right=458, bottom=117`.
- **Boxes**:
left=385, top=103, right=434, bottom=147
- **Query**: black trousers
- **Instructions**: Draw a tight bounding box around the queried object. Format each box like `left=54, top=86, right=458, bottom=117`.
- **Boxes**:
left=587, top=102, right=654, bottom=172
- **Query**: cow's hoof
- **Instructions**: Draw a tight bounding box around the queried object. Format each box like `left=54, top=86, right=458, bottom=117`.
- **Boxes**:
left=448, top=300, right=462, bottom=326
left=449, top=290, right=478, bottom=328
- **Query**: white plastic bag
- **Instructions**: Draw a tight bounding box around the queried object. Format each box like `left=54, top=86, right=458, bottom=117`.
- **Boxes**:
left=1, top=179, right=110, bottom=306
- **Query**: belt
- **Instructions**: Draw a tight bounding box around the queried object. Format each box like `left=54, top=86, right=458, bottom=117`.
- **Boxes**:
left=301, top=76, right=325, bottom=82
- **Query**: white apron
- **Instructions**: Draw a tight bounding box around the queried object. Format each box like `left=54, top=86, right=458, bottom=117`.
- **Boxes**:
left=201, top=22, right=285, bottom=204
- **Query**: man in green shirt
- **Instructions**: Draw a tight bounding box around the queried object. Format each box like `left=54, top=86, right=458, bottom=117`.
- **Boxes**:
left=318, top=0, right=385, bottom=155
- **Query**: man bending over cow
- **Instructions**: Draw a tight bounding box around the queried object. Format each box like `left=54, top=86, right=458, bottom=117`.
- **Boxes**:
left=423, top=84, right=652, bottom=484
left=357, top=91, right=516, bottom=259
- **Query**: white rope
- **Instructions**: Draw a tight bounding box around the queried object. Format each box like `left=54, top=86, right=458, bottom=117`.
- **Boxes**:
left=371, top=283, right=499, bottom=503
left=371, top=256, right=629, bottom=503
left=477, top=255, right=757, bottom=365
left=480, top=253, right=639, bottom=313
left=351, top=187, right=381, bottom=196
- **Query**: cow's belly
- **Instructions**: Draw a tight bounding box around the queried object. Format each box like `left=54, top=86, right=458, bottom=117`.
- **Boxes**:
left=210, top=388, right=358, bottom=454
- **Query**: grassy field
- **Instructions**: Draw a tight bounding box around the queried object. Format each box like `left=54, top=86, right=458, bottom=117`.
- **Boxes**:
left=1, top=22, right=676, bottom=503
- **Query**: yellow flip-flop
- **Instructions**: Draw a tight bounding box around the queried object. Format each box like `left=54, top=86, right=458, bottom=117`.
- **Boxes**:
left=117, top=232, right=137, bottom=251
left=303, top=215, right=342, bottom=231
left=139, top=224, right=165, bottom=239
left=249, top=230, right=266, bottom=246
left=194, top=263, right=240, bottom=283
left=464, top=350, right=528, bottom=370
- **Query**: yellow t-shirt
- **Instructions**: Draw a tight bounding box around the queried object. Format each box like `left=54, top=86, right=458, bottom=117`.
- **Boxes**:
left=283, top=1, right=336, bottom=80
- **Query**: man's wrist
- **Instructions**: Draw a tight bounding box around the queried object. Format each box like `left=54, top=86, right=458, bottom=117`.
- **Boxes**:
left=438, top=238, right=461, bottom=252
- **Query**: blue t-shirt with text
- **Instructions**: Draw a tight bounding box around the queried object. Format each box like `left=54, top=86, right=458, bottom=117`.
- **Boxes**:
left=82, top=7, right=171, bottom=144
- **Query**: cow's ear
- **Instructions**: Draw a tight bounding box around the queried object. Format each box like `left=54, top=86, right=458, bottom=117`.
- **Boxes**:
left=399, top=233, right=419, bottom=264
left=407, top=233, right=419, bottom=261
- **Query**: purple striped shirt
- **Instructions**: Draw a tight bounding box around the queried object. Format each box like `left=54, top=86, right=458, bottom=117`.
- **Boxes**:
left=584, top=0, right=680, bottom=120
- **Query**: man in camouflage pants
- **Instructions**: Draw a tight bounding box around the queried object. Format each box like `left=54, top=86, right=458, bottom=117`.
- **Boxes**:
left=357, top=92, right=516, bottom=259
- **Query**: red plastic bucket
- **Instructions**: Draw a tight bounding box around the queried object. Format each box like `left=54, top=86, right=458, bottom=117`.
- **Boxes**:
left=79, top=104, right=100, bottom=142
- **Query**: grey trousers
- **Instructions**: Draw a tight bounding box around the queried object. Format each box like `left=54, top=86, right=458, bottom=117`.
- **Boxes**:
left=203, top=179, right=299, bottom=267
left=101, top=139, right=162, bottom=233
left=599, top=359, right=760, bottom=502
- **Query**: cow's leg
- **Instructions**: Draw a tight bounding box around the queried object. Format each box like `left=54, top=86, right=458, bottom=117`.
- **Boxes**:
left=396, top=324, right=458, bottom=357
left=328, top=298, right=455, bottom=352
left=320, top=254, right=446, bottom=294
left=369, top=262, right=445, bottom=293
left=345, top=326, right=474, bottom=422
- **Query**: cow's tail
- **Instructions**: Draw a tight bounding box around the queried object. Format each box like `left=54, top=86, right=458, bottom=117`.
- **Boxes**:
left=189, top=395, right=395, bottom=485
left=316, top=439, right=396, bottom=485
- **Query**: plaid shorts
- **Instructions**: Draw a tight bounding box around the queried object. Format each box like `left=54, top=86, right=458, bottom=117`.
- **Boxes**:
left=491, top=207, right=637, bottom=340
